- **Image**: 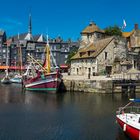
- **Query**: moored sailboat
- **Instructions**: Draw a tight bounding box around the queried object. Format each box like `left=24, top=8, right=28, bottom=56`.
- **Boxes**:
left=1, top=69, right=11, bottom=84
left=116, top=99, right=140, bottom=140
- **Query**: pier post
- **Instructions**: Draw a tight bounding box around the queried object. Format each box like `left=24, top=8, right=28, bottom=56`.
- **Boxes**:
left=129, top=84, right=136, bottom=98
left=121, top=85, right=128, bottom=97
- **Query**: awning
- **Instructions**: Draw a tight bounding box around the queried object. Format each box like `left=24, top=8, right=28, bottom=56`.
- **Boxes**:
left=60, top=64, right=69, bottom=69
left=0, top=66, right=9, bottom=69
left=0, top=66, right=27, bottom=70
left=9, top=66, right=26, bottom=70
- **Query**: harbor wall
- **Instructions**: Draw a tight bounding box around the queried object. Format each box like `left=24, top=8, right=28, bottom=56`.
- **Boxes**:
left=61, top=79, right=113, bottom=93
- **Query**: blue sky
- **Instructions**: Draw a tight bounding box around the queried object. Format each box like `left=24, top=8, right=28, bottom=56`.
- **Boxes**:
left=0, top=0, right=139, bottom=40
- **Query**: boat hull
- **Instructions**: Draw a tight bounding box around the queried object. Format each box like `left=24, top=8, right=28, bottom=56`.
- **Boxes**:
left=1, top=77, right=11, bottom=84
left=23, top=72, right=62, bottom=93
left=10, top=78, right=22, bottom=83
left=116, top=116, right=140, bottom=140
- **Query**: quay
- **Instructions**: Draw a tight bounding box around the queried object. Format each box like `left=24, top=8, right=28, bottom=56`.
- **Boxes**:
left=61, top=73, right=140, bottom=94
left=62, top=73, right=112, bottom=93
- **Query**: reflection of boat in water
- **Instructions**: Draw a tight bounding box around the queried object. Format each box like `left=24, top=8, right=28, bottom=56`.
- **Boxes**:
left=23, top=38, right=62, bottom=93
left=116, top=99, right=140, bottom=140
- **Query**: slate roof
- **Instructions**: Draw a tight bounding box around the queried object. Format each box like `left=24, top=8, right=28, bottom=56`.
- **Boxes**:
left=71, top=37, right=114, bottom=60
left=9, top=33, right=28, bottom=41
left=9, top=33, right=47, bottom=42
left=81, top=21, right=104, bottom=34
left=33, top=35, right=40, bottom=41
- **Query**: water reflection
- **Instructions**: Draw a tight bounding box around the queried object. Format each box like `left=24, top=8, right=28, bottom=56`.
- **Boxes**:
left=0, top=83, right=138, bottom=139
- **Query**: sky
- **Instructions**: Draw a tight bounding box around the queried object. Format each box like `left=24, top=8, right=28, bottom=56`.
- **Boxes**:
left=0, top=0, right=140, bottom=41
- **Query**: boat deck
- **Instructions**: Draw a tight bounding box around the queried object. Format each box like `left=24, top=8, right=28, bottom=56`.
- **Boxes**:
left=117, top=113, right=140, bottom=129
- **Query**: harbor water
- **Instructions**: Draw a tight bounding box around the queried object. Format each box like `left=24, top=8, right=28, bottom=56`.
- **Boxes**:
left=0, top=83, right=136, bottom=140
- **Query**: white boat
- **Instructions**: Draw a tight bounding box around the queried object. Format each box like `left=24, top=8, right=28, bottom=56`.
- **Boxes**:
left=1, top=69, right=11, bottom=84
left=116, top=99, right=140, bottom=140
left=10, top=74, right=22, bottom=83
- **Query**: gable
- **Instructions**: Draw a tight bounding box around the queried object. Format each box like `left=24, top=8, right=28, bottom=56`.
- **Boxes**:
left=71, top=37, right=114, bottom=60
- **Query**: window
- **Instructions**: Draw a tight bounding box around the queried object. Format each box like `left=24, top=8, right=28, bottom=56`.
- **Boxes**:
left=53, top=52, right=56, bottom=57
left=54, top=45, right=56, bottom=50
left=3, top=54, right=6, bottom=58
left=105, top=52, right=108, bottom=60
left=92, top=67, right=95, bottom=71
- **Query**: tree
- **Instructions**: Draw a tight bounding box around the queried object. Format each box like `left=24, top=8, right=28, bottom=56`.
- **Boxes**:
left=104, top=25, right=122, bottom=36
left=66, top=47, right=78, bottom=65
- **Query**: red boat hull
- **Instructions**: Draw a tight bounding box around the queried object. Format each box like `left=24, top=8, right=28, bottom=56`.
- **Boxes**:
left=23, top=72, right=62, bottom=93
left=117, top=117, right=140, bottom=140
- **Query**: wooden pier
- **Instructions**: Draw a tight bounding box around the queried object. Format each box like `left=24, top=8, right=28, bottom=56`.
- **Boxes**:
left=112, top=78, right=140, bottom=96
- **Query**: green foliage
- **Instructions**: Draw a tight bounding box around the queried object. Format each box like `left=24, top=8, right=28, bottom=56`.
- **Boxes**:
left=66, top=47, right=78, bottom=64
left=104, top=25, right=122, bottom=36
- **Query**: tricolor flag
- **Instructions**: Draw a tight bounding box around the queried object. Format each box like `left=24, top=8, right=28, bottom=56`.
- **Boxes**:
left=122, top=19, right=127, bottom=29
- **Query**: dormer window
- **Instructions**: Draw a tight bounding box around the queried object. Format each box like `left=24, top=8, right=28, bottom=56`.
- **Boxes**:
left=88, top=51, right=90, bottom=56
left=80, top=52, right=86, bottom=57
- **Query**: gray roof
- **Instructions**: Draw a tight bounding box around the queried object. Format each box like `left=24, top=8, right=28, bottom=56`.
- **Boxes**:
left=9, top=33, right=28, bottom=41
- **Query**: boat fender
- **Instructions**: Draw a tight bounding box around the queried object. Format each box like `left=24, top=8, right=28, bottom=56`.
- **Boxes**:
left=123, top=124, right=126, bottom=131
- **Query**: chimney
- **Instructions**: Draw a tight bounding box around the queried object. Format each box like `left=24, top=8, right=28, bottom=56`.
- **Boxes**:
left=134, top=24, right=139, bottom=30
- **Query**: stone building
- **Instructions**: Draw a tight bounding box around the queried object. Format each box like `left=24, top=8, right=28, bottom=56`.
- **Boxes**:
left=122, top=24, right=140, bottom=70
left=71, top=22, right=127, bottom=76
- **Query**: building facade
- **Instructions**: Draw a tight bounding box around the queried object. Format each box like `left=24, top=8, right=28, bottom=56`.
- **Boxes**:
left=0, top=15, right=79, bottom=70
left=71, top=22, right=127, bottom=76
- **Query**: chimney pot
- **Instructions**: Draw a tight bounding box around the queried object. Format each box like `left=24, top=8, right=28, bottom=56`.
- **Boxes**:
left=135, top=24, right=138, bottom=30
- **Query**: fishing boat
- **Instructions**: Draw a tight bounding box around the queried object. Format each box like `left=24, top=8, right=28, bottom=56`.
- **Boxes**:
left=116, top=99, right=140, bottom=140
left=22, top=38, right=62, bottom=93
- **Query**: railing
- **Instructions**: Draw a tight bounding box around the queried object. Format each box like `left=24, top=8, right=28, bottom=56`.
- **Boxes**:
left=117, top=106, right=140, bottom=115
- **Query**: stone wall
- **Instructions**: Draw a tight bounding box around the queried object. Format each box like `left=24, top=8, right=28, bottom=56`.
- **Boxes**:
left=62, top=79, right=113, bottom=93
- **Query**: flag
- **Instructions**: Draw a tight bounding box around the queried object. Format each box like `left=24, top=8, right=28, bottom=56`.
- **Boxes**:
left=123, top=19, right=126, bottom=27
left=122, top=19, right=126, bottom=29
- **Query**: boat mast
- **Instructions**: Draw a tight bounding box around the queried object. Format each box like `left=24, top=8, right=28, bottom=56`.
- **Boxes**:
left=46, top=35, right=50, bottom=73
left=6, top=45, right=9, bottom=77
left=18, top=33, right=23, bottom=75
